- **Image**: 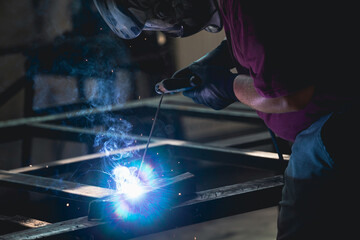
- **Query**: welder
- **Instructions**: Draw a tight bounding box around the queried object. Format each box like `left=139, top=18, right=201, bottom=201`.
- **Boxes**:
left=93, top=0, right=359, bottom=239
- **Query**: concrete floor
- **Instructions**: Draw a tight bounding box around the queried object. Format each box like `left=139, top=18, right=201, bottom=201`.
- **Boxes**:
left=132, top=207, right=278, bottom=240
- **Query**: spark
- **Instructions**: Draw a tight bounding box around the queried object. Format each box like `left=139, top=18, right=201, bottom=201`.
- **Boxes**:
left=66, top=203, right=69, bottom=207
left=29, top=165, right=32, bottom=167
left=178, top=193, right=181, bottom=196
left=85, top=59, right=88, bottom=62
left=157, top=32, right=167, bottom=45
left=109, top=164, right=164, bottom=223
left=100, top=27, right=103, bottom=31
left=112, top=166, right=144, bottom=199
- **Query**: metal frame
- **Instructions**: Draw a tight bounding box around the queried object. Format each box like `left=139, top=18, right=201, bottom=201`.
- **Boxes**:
left=0, top=141, right=288, bottom=239
left=0, top=94, right=277, bottom=167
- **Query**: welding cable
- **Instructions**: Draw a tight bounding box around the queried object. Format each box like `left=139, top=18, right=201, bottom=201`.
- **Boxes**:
left=268, top=128, right=284, bottom=161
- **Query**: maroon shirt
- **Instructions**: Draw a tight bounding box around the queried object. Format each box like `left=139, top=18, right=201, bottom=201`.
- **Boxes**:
left=219, top=1, right=355, bottom=141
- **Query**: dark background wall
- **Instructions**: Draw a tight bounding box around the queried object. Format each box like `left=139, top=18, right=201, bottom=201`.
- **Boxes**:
left=0, top=0, right=225, bottom=170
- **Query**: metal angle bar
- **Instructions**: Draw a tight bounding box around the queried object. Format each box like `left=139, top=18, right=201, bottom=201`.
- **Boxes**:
left=27, top=122, right=165, bottom=143
left=207, top=131, right=271, bottom=147
left=88, top=171, right=195, bottom=220
left=155, top=103, right=260, bottom=122
left=165, top=175, right=284, bottom=229
left=0, top=215, right=50, bottom=229
left=0, top=94, right=259, bottom=129
left=0, top=216, right=105, bottom=240
left=0, top=100, right=149, bottom=128
left=177, top=175, right=283, bottom=207
left=9, top=140, right=288, bottom=176
left=8, top=141, right=168, bottom=174
left=0, top=175, right=283, bottom=240
left=0, top=169, right=194, bottom=202
left=0, top=170, right=116, bottom=202
left=154, top=140, right=289, bottom=171
left=0, top=172, right=194, bottom=239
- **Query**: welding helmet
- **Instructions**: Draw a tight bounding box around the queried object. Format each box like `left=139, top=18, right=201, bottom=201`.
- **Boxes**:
left=93, top=0, right=222, bottom=39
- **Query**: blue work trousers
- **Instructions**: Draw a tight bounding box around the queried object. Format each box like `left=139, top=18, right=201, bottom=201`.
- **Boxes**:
left=277, top=107, right=359, bottom=240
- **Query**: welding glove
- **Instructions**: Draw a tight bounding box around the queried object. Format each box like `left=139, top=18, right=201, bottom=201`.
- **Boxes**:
left=172, top=40, right=238, bottom=110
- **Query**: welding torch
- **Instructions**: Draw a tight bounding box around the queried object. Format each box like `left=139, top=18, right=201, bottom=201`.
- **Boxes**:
left=155, top=75, right=202, bottom=94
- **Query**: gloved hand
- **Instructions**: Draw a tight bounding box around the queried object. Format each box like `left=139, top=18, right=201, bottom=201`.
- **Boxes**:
left=172, top=40, right=238, bottom=110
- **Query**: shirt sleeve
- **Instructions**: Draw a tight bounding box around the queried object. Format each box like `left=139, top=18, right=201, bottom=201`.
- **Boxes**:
left=221, top=1, right=316, bottom=99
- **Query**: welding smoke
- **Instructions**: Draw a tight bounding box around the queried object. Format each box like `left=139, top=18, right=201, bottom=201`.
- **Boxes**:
left=25, top=0, right=167, bottom=192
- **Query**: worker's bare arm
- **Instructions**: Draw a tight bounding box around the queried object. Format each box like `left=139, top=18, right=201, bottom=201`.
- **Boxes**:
left=233, top=75, right=315, bottom=113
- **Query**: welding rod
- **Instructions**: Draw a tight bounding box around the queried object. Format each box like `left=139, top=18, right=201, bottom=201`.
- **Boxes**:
left=138, top=76, right=201, bottom=175
left=138, top=94, right=164, bottom=176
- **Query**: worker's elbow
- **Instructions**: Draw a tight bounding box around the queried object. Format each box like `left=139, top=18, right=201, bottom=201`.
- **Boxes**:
left=283, top=98, right=309, bottom=112
left=283, top=86, right=315, bottom=112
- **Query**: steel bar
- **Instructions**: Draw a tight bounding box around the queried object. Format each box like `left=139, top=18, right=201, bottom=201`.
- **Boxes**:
left=27, top=122, right=158, bottom=142
left=8, top=141, right=166, bottom=174
left=88, top=171, right=195, bottom=220
left=177, top=175, right=283, bottom=208
left=207, top=131, right=271, bottom=147
left=0, top=175, right=283, bottom=240
left=164, top=175, right=284, bottom=230
left=0, top=99, right=147, bottom=128
left=0, top=216, right=105, bottom=240
left=0, top=168, right=194, bottom=202
left=153, top=140, right=289, bottom=171
left=0, top=95, right=259, bottom=129
left=0, top=215, right=50, bottom=229
left=28, top=123, right=270, bottom=150
left=9, top=141, right=288, bottom=177
left=0, top=170, right=116, bottom=202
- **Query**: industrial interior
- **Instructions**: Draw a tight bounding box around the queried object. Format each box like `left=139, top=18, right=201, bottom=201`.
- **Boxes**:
left=0, top=1, right=293, bottom=239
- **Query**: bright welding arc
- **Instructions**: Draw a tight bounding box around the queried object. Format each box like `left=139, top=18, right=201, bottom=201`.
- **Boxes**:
left=138, top=94, right=164, bottom=176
